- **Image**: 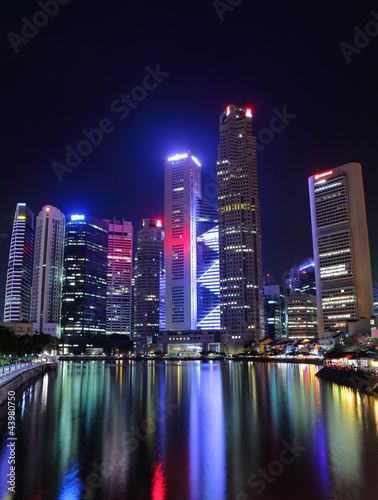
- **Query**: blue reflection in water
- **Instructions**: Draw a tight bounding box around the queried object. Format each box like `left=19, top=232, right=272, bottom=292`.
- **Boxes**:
left=58, top=459, right=82, bottom=500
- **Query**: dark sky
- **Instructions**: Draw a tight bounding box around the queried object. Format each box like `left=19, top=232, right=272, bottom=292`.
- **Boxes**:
left=1, top=0, right=377, bottom=314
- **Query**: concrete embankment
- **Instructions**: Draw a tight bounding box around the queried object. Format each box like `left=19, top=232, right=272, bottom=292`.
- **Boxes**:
left=0, top=363, right=57, bottom=405
left=316, top=366, right=378, bottom=393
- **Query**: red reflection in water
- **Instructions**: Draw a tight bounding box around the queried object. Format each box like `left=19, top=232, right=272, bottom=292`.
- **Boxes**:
left=151, top=459, right=167, bottom=500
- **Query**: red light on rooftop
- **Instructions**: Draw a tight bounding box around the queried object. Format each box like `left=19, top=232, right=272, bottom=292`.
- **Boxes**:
left=245, top=108, right=252, bottom=117
left=45, top=207, right=50, bottom=212
left=156, top=219, right=162, bottom=227
left=314, top=170, right=333, bottom=180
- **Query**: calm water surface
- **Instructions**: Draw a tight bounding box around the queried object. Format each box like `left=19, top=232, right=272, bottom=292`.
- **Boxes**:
left=1, top=361, right=378, bottom=500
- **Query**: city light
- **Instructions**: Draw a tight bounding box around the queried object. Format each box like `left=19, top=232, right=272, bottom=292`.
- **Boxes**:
left=192, top=156, right=201, bottom=167
left=71, top=214, right=85, bottom=221
left=168, top=153, right=188, bottom=162
left=314, top=170, right=333, bottom=180
left=245, top=108, right=252, bottom=117
left=156, top=219, right=162, bottom=227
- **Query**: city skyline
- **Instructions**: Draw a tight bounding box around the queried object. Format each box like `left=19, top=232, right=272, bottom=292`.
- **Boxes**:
left=1, top=3, right=377, bottom=316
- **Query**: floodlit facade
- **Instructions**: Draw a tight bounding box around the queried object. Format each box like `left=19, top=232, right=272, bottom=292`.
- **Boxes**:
left=134, top=218, right=165, bottom=353
left=4, top=203, right=34, bottom=323
left=196, top=200, right=220, bottom=329
left=104, top=219, right=133, bottom=335
left=30, top=205, right=65, bottom=336
left=164, top=152, right=202, bottom=330
left=217, top=104, right=264, bottom=350
left=61, top=215, right=108, bottom=337
left=309, top=163, right=374, bottom=335
left=286, top=293, right=318, bottom=340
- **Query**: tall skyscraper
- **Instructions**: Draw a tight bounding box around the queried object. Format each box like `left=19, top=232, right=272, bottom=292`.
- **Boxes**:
left=134, top=218, right=165, bottom=353
left=263, top=284, right=286, bottom=340
left=309, top=163, right=374, bottom=335
left=61, top=214, right=108, bottom=337
left=217, top=104, right=264, bottom=350
left=104, top=219, right=133, bottom=335
left=286, top=259, right=316, bottom=296
left=196, top=199, right=220, bottom=329
left=164, top=152, right=202, bottom=330
left=30, top=205, right=65, bottom=336
left=4, top=203, right=34, bottom=322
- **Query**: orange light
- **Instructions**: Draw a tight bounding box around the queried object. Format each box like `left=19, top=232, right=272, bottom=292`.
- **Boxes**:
left=314, top=170, right=333, bottom=180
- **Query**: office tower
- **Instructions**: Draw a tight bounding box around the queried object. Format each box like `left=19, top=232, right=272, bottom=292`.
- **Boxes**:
left=373, top=282, right=378, bottom=316
left=285, top=294, right=318, bottom=340
left=264, top=284, right=286, bottom=340
left=196, top=199, right=220, bottom=329
left=134, top=219, right=165, bottom=353
left=61, top=215, right=108, bottom=337
left=4, top=203, right=34, bottom=322
left=286, top=259, right=316, bottom=296
left=30, top=205, right=65, bottom=336
left=217, top=104, right=264, bottom=350
left=164, top=152, right=202, bottom=330
left=104, top=219, right=133, bottom=335
left=309, top=163, right=374, bottom=335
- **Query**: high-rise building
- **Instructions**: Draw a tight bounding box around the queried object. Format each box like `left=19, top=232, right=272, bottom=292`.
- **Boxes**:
left=285, top=259, right=316, bottom=296
left=263, top=284, right=286, bottom=340
left=196, top=200, right=220, bottom=329
left=373, top=282, right=378, bottom=317
left=134, top=218, right=165, bottom=353
left=164, top=152, right=202, bottom=330
left=217, top=104, right=264, bottom=350
left=30, top=205, right=65, bottom=336
left=4, top=203, right=34, bottom=323
left=309, top=163, right=374, bottom=335
left=285, top=293, right=318, bottom=340
left=104, top=219, right=133, bottom=336
left=61, top=214, right=108, bottom=337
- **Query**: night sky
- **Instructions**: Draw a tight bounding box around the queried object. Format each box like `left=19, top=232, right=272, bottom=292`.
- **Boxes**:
left=1, top=1, right=377, bottom=314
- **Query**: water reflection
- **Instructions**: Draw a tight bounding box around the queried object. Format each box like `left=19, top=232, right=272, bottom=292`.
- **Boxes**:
left=0, top=361, right=377, bottom=500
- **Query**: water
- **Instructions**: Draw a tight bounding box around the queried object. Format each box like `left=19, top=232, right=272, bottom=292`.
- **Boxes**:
left=1, top=360, right=378, bottom=500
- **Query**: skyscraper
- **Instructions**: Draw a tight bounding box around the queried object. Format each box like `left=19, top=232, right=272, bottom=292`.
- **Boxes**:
left=309, top=163, right=374, bottom=335
left=285, top=294, right=318, bottom=340
left=196, top=200, right=220, bottom=330
left=164, top=152, right=202, bottom=330
left=4, top=203, right=34, bottom=323
left=30, top=205, right=65, bottom=336
left=134, top=218, right=165, bottom=353
left=263, top=284, right=286, bottom=340
left=61, top=214, right=108, bottom=337
left=217, top=105, right=264, bottom=350
left=104, top=219, right=133, bottom=335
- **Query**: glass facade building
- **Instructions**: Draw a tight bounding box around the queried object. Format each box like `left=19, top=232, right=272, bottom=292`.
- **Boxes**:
left=134, top=218, right=165, bottom=353
left=104, top=219, right=133, bottom=335
left=196, top=199, right=220, bottom=330
left=61, top=215, right=108, bottom=337
left=4, top=203, right=34, bottom=323
left=263, top=284, right=286, bottom=340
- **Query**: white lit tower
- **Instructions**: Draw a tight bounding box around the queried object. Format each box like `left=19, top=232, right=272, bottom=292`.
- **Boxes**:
left=309, top=163, right=374, bottom=335
left=4, top=203, right=34, bottom=322
left=217, top=105, right=264, bottom=351
left=164, top=152, right=202, bottom=330
left=30, top=205, right=65, bottom=336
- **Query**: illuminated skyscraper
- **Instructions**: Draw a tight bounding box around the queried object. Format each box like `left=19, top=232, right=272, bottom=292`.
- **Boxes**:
left=217, top=105, right=264, bottom=350
left=134, top=218, right=165, bottom=353
left=104, top=219, right=133, bottom=335
left=196, top=200, right=220, bottom=329
left=4, top=204, right=34, bottom=323
left=164, top=152, right=202, bottom=330
left=309, top=163, right=374, bottom=335
left=61, top=215, right=108, bottom=337
left=30, top=205, right=65, bottom=336
left=285, top=293, right=318, bottom=340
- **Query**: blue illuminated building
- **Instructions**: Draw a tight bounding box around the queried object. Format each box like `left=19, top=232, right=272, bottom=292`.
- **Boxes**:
left=196, top=200, right=220, bottom=330
left=61, top=214, right=108, bottom=337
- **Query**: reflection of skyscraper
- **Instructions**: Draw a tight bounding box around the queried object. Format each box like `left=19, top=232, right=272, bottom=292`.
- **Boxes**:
left=31, top=205, right=65, bottom=336
left=134, top=218, right=165, bottom=353
left=217, top=105, right=264, bottom=350
left=104, top=219, right=133, bottom=335
left=309, top=163, right=374, bottom=335
left=196, top=200, right=220, bottom=329
left=164, top=152, right=202, bottom=330
left=61, top=215, right=108, bottom=337
left=4, top=203, right=34, bottom=322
